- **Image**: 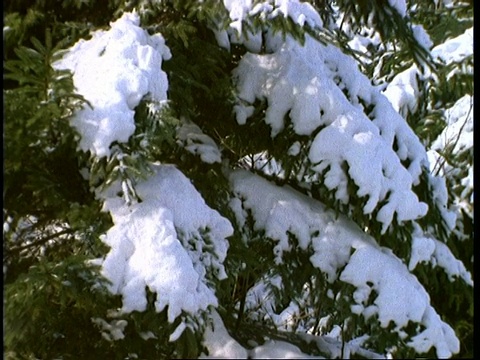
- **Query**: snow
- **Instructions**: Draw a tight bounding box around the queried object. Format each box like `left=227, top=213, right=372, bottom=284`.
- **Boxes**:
left=50, top=4, right=471, bottom=357
left=431, top=27, right=473, bottom=64
left=169, top=321, right=187, bottom=342
left=177, top=121, right=222, bottom=164
left=431, top=95, right=473, bottom=155
left=55, top=12, right=234, bottom=328
left=54, top=12, right=171, bottom=158
left=385, top=27, right=473, bottom=120
left=201, top=310, right=324, bottom=359
left=347, top=27, right=382, bottom=65
left=234, top=34, right=429, bottom=232
left=461, top=166, right=473, bottom=204
left=200, top=310, right=249, bottom=358
left=429, top=239, right=472, bottom=284
left=388, top=0, right=407, bottom=17
left=268, top=0, right=323, bottom=28
left=230, top=170, right=460, bottom=357
left=223, top=0, right=323, bottom=30
left=250, top=339, right=323, bottom=359
left=299, top=332, right=386, bottom=359
left=341, top=246, right=430, bottom=328
left=223, top=0, right=252, bottom=35
left=428, top=94, right=474, bottom=209
left=92, top=317, right=128, bottom=341
left=383, top=66, right=421, bottom=117
left=101, top=165, right=233, bottom=322
left=219, top=0, right=323, bottom=52
left=412, top=24, right=433, bottom=51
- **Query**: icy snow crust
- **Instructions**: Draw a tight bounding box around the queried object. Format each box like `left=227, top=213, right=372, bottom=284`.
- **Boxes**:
left=230, top=170, right=460, bottom=358
left=102, top=165, right=232, bottom=321
left=233, top=34, right=429, bottom=233
left=54, top=12, right=171, bottom=158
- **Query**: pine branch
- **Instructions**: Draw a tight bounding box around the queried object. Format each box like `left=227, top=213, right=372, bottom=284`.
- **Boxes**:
left=5, top=228, right=74, bottom=259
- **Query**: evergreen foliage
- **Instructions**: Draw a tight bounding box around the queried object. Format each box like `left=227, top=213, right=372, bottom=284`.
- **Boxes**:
left=4, top=0, right=473, bottom=359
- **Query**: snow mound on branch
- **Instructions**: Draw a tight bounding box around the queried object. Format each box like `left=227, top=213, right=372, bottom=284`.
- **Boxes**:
left=201, top=310, right=323, bottom=359
left=383, top=66, right=421, bottom=117
left=216, top=0, right=323, bottom=52
left=177, top=121, right=222, bottom=164
left=101, top=165, right=232, bottom=322
left=432, top=27, right=473, bottom=64
left=200, top=310, right=249, bottom=358
left=54, top=12, right=171, bottom=158
left=250, top=339, right=322, bottom=359
left=409, top=233, right=473, bottom=285
left=233, top=35, right=428, bottom=232
left=388, top=0, right=407, bottom=17
left=223, top=0, right=323, bottom=31
left=230, top=170, right=460, bottom=358
left=384, top=27, right=472, bottom=120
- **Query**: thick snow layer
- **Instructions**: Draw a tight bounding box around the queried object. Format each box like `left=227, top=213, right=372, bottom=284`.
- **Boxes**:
left=233, top=34, right=429, bottom=232
left=100, top=165, right=232, bottom=322
left=431, top=27, right=473, bottom=64
left=54, top=12, right=171, bottom=158
left=177, top=121, right=222, bottom=164
left=230, top=170, right=460, bottom=358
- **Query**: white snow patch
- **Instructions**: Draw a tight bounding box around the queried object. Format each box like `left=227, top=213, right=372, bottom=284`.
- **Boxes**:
left=432, top=27, right=473, bottom=64
left=412, top=24, right=433, bottom=51
left=431, top=239, right=473, bottom=285
left=340, top=246, right=460, bottom=358
left=269, top=0, right=323, bottom=28
left=92, top=318, right=128, bottom=341
left=250, top=339, right=323, bottom=359
left=177, top=121, right=222, bottom=163
left=388, top=0, right=407, bottom=17
left=230, top=170, right=461, bottom=358
left=200, top=310, right=249, bottom=358
left=233, top=34, right=429, bottom=232
left=54, top=12, right=171, bottom=158
left=100, top=165, right=232, bottom=323
left=383, top=66, right=420, bottom=117
left=219, top=0, right=323, bottom=52
left=431, top=95, right=473, bottom=155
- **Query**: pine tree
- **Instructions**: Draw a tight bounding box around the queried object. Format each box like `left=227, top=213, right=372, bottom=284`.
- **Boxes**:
left=4, top=1, right=473, bottom=359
